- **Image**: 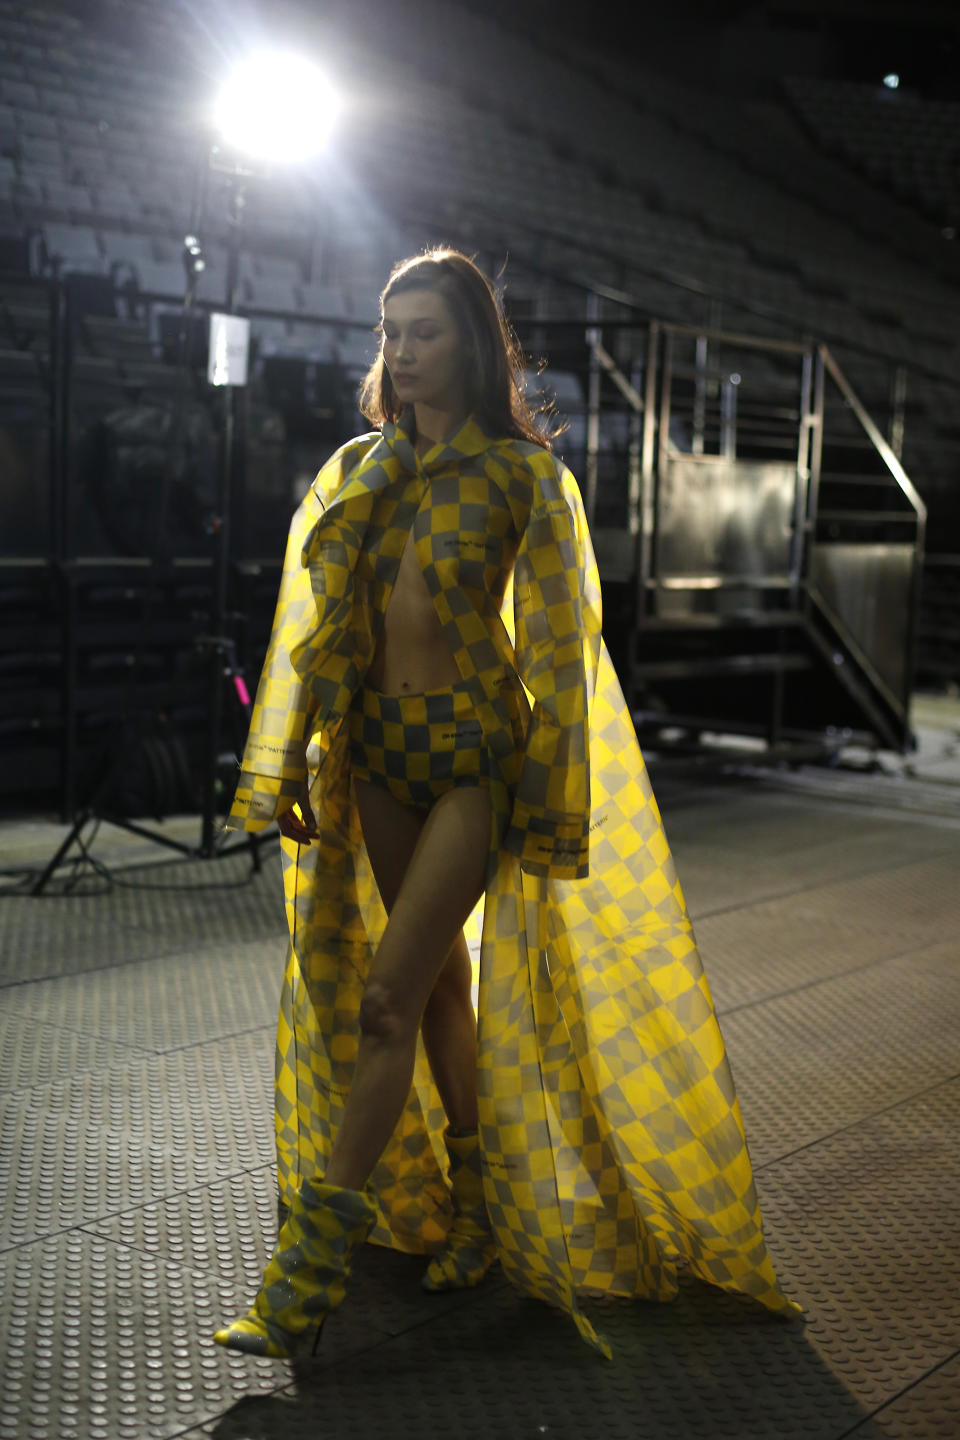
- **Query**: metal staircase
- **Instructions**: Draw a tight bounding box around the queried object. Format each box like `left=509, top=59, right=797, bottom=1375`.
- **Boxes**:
left=577, top=317, right=925, bottom=760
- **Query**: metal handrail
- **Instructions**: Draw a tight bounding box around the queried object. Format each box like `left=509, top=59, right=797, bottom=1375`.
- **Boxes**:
left=818, top=344, right=927, bottom=522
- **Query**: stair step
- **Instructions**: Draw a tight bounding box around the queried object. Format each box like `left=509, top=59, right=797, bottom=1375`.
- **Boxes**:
left=632, top=653, right=813, bottom=681
left=819, top=471, right=907, bottom=485
left=639, top=612, right=805, bottom=631
left=816, top=510, right=917, bottom=523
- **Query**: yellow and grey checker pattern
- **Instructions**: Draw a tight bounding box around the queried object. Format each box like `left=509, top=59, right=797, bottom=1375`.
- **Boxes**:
left=227, top=407, right=800, bottom=1355
left=214, top=1177, right=378, bottom=1357
left=347, top=677, right=490, bottom=811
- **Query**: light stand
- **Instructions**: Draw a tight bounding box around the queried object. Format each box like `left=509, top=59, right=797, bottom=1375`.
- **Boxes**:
left=197, top=144, right=257, bottom=858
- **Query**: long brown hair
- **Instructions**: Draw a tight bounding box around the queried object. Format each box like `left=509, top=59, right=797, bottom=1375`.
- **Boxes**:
left=357, top=248, right=564, bottom=450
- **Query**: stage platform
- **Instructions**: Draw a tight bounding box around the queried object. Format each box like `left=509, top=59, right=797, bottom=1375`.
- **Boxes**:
left=1, top=696, right=958, bottom=1440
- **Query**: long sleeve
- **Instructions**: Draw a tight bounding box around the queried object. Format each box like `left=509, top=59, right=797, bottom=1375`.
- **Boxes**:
left=226, top=493, right=325, bottom=830
left=504, top=480, right=592, bottom=879
left=227, top=435, right=372, bottom=831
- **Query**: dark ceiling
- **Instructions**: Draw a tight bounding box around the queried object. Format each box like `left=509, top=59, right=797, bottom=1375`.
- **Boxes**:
left=533, top=0, right=960, bottom=101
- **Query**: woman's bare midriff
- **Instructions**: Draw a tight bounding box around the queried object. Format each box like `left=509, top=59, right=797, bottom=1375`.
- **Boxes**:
left=365, top=527, right=463, bottom=694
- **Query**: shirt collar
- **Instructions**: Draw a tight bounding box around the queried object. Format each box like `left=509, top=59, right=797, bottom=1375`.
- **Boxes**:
left=380, top=405, right=498, bottom=472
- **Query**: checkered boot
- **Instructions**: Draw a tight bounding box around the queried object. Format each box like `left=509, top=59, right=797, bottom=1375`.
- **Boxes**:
left=213, top=1179, right=377, bottom=1357
left=422, top=1126, right=497, bottom=1292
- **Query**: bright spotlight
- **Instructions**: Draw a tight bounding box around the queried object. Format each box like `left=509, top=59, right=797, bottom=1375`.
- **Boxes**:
left=883, top=73, right=900, bottom=89
left=214, top=52, right=339, bottom=164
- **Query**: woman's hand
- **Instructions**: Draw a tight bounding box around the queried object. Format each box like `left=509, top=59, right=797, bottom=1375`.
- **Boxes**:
left=277, top=778, right=319, bottom=844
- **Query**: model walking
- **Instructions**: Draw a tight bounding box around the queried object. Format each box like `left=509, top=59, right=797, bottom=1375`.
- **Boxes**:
left=214, top=248, right=799, bottom=1359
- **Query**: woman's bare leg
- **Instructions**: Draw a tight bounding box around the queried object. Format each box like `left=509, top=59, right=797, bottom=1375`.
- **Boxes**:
left=323, top=780, right=491, bottom=1191
left=349, top=779, right=481, bottom=1130
left=420, top=934, right=479, bottom=1131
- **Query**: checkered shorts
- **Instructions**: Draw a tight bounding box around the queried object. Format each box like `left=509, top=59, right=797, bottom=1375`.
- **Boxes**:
left=347, top=677, right=491, bottom=812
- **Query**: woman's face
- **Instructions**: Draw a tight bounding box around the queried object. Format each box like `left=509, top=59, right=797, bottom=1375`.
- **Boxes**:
left=380, top=287, right=466, bottom=414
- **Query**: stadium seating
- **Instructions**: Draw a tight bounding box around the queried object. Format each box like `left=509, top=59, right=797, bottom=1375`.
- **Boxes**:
left=783, top=75, right=960, bottom=231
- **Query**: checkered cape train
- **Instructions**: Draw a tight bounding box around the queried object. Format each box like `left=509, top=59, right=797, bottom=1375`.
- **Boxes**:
left=227, top=407, right=800, bottom=1355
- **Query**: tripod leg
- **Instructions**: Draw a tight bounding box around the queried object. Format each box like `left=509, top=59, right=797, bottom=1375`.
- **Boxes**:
left=31, top=808, right=95, bottom=896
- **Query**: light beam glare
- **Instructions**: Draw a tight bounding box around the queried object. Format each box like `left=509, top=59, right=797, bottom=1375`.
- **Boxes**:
left=214, top=52, right=339, bottom=164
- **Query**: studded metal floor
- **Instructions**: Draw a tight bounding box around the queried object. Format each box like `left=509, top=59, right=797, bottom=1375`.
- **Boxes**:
left=1, top=753, right=959, bottom=1439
